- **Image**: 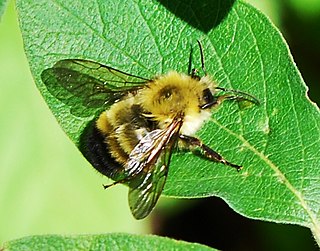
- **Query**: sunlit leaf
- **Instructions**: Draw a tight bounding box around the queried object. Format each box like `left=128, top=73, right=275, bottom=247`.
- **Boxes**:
left=2, top=233, right=215, bottom=251
left=17, top=0, right=320, bottom=244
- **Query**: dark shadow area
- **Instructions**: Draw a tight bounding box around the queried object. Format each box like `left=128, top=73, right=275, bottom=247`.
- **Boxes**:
left=156, top=0, right=236, bottom=33
left=152, top=197, right=318, bottom=251
left=282, top=3, right=320, bottom=105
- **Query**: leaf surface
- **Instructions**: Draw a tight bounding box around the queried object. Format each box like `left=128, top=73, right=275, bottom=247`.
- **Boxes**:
left=2, top=233, right=215, bottom=251
left=17, top=0, right=320, bottom=242
left=0, top=0, right=8, bottom=20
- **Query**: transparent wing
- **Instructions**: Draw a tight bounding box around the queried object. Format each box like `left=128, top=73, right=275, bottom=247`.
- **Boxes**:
left=41, top=59, right=149, bottom=117
left=126, top=117, right=183, bottom=219
left=128, top=151, right=169, bottom=220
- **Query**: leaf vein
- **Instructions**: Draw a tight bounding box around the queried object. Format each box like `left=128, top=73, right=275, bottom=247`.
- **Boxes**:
left=211, top=117, right=320, bottom=233
left=51, top=0, right=150, bottom=72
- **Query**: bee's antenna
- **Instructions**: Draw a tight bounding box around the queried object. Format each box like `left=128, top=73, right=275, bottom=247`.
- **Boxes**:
left=188, top=43, right=193, bottom=76
left=216, top=86, right=260, bottom=105
left=197, top=40, right=207, bottom=76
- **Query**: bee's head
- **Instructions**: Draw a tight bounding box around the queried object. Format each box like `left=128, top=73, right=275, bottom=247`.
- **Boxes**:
left=139, top=71, right=215, bottom=126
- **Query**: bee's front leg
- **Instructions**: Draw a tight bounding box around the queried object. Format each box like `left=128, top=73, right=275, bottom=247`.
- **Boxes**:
left=179, top=134, right=242, bottom=171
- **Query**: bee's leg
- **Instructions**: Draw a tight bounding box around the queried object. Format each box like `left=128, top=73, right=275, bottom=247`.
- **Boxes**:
left=103, top=179, right=125, bottom=189
left=103, top=175, right=135, bottom=189
left=179, top=134, right=242, bottom=171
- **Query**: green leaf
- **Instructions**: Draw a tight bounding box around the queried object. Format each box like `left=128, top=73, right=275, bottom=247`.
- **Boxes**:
left=17, top=0, right=320, bottom=244
left=2, top=233, right=215, bottom=251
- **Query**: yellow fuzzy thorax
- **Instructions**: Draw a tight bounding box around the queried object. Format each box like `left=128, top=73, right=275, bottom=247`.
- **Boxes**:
left=138, top=71, right=211, bottom=125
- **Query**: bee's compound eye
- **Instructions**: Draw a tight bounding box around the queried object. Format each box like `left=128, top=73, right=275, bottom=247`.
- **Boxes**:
left=200, top=88, right=216, bottom=109
left=203, top=88, right=213, bottom=104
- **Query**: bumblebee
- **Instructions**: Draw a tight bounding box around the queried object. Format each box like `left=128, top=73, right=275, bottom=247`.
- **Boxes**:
left=41, top=42, right=259, bottom=219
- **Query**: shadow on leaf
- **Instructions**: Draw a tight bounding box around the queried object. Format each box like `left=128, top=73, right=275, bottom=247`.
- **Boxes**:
left=156, top=0, right=236, bottom=33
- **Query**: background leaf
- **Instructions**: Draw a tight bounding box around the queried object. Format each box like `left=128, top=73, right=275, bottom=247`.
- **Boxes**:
left=17, top=0, right=320, bottom=244
left=2, top=233, right=215, bottom=251
left=0, top=0, right=8, bottom=20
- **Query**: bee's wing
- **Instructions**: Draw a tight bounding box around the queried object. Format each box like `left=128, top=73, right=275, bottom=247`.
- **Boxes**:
left=128, top=151, right=169, bottom=220
left=41, top=59, right=150, bottom=117
left=126, top=117, right=183, bottom=219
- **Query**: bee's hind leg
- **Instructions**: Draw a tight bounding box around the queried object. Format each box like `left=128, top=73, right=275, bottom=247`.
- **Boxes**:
left=179, top=134, right=242, bottom=171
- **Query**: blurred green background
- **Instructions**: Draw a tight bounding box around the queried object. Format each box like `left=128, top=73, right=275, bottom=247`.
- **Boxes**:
left=0, top=0, right=319, bottom=250
left=0, top=0, right=149, bottom=243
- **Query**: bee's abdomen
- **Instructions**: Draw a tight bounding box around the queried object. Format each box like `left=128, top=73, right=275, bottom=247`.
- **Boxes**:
left=79, top=102, right=157, bottom=180
left=79, top=120, right=124, bottom=180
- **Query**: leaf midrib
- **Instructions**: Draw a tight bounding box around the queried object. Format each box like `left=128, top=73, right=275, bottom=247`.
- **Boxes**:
left=211, top=117, right=320, bottom=232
